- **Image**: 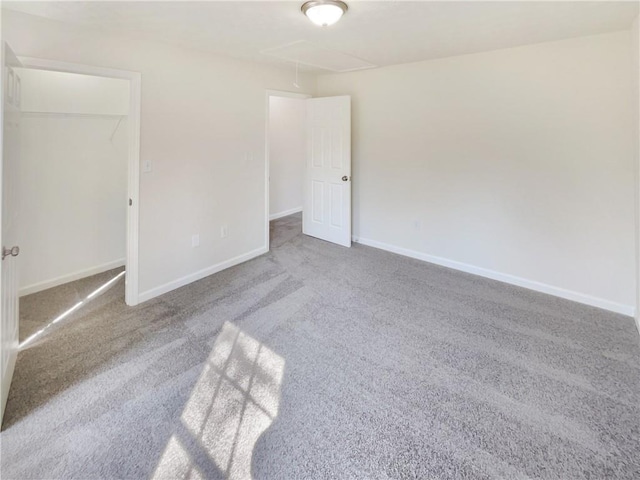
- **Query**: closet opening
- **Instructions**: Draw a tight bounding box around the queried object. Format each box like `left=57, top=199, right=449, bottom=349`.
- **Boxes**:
left=13, top=58, right=141, bottom=349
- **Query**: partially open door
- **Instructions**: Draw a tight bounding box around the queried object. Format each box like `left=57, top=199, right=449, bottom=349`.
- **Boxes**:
left=1, top=43, right=22, bottom=425
left=303, top=95, right=351, bottom=247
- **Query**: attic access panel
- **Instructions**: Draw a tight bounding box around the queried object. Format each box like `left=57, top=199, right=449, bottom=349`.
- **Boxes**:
left=261, top=40, right=376, bottom=73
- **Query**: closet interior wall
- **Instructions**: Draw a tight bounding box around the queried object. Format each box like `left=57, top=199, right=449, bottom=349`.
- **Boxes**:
left=16, top=68, right=130, bottom=295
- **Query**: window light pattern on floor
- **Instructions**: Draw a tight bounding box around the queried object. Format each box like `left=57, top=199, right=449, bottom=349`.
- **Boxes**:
left=152, top=321, right=285, bottom=479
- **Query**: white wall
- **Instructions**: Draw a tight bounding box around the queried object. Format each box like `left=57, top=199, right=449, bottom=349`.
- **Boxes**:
left=317, top=31, right=636, bottom=315
left=16, top=68, right=129, bottom=295
left=269, top=96, right=305, bottom=219
left=2, top=9, right=316, bottom=301
left=17, top=68, right=129, bottom=115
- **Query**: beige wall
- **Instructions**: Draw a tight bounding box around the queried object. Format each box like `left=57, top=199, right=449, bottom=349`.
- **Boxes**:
left=318, top=31, right=636, bottom=314
left=2, top=9, right=316, bottom=300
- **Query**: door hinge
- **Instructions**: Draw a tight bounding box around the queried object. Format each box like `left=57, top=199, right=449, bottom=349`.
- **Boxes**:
left=129, top=198, right=133, bottom=206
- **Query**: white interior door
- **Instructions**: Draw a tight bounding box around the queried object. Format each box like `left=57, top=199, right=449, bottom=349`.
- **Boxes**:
left=1, top=43, right=22, bottom=425
left=303, top=95, right=351, bottom=247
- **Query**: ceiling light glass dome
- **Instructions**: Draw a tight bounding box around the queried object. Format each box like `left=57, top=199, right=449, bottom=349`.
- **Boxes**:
left=302, top=1, right=348, bottom=27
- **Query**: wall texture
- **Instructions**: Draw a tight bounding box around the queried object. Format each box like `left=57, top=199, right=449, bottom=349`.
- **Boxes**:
left=317, top=31, right=636, bottom=315
left=2, top=9, right=316, bottom=300
left=269, top=96, right=305, bottom=219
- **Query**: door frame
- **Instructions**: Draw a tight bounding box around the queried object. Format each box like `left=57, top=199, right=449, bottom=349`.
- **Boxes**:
left=18, top=56, right=142, bottom=306
left=264, top=89, right=311, bottom=251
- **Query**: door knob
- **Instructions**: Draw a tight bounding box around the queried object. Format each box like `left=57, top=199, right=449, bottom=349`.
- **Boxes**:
left=342, top=176, right=349, bottom=182
left=2, top=246, right=19, bottom=260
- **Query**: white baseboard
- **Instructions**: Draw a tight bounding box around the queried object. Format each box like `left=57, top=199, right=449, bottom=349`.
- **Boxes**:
left=19, top=258, right=126, bottom=297
left=352, top=236, right=635, bottom=317
left=270, top=207, right=302, bottom=221
left=138, top=246, right=268, bottom=304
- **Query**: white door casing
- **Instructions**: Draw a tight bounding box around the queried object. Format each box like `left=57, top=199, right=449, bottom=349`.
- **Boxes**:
left=1, top=43, right=22, bottom=426
left=303, top=96, right=351, bottom=247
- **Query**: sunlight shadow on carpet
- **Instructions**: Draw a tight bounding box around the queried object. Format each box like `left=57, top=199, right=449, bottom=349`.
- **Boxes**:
left=19, top=270, right=126, bottom=349
left=152, top=321, right=285, bottom=479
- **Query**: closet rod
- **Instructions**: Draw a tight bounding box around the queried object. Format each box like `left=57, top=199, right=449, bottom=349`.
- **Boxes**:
left=21, top=111, right=128, bottom=118
left=110, top=116, right=124, bottom=142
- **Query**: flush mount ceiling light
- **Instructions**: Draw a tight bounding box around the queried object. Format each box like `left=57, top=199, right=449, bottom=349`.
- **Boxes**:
left=302, top=0, right=348, bottom=27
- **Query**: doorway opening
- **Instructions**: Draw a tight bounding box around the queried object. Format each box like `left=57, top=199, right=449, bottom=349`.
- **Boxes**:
left=17, top=57, right=141, bottom=307
left=265, top=90, right=352, bottom=251
left=15, top=66, right=135, bottom=347
left=18, top=69, right=128, bottom=291
left=10, top=60, right=141, bottom=340
left=265, top=90, right=309, bottom=248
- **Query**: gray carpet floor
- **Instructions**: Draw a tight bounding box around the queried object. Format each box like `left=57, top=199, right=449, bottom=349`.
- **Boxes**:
left=1, top=212, right=639, bottom=479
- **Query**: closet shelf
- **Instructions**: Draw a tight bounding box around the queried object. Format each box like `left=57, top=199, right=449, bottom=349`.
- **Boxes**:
left=21, top=111, right=128, bottom=118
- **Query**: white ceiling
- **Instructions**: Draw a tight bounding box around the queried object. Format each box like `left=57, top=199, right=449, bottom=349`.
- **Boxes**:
left=4, top=1, right=639, bottom=73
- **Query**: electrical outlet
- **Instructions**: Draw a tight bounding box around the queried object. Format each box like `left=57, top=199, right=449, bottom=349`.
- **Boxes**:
left=221, top=225, right=228, bottom=238
left=192, top=234, right=200, bottom=247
